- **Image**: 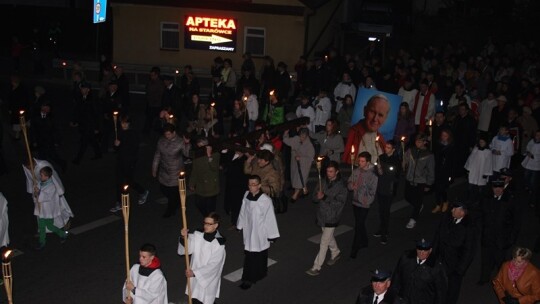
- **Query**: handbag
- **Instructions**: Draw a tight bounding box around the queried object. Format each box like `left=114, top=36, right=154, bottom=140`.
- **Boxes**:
left=269, top=186, right=287, bottom=214
left=502, top=291, right=520, bottom=304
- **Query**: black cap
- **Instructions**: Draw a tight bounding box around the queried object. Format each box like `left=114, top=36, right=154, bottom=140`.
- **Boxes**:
left=371, top=269, right=391, bottom=282
left=452, top=201, right=468, bottom=210
left=416, top=238, right=432, bottom=250
left=499, top=168, right=512, bottom=177
left=491, top=179, right=505, bottom=188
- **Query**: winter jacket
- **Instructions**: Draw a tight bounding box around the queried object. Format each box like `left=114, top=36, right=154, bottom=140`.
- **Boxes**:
left=313, top=177, right=347, bottom=227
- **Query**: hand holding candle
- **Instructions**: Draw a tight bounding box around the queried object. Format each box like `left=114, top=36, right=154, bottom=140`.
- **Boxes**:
left=375, top=136, right=381, bottom=163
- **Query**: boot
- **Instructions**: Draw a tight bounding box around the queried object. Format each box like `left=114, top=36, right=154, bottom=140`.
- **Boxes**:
left=431, top=205, right=441, bottom=213
left=441, top=202, right=449, bottom=212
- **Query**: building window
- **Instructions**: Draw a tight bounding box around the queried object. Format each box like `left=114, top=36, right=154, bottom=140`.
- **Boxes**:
left=161, top=22, right=180, bottom=50
left=244, top=27, right=265, bottom=56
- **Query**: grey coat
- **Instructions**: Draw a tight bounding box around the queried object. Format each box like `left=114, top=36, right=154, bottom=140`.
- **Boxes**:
left=152, top=135, right=191, bottom=187
left=283, top=134, right=315, bottom=189
left=311, top=132, right=344, bottom=162
left=313, top=177, right=347, bottom=227
left=347, top=164, right=378, bottom=208
left=403, top=147, right=435, bottom=186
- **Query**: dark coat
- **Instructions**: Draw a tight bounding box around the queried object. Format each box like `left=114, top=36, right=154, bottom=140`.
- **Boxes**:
left=115, top=129, right=139, bottom=164
left=433, top=212, right=476, bottom=276
left=313, top=177, right=347, bottom=227
left=376, top=152, right=401, bottom=196
left=434, top=142, right=455, bottom=183
left=162, top=84, right=182, bottom=113
left=274, top=70, right=291, bottom=101
left=480, top=191, right=520, bottom=249
left=356, top=285, right=402, bottom=304
left=73, top=93, right=100, bottom=134
left=391, top=250, right=448, bottom=304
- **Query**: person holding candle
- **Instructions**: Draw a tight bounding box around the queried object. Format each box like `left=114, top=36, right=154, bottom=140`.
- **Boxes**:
left=393, top=102, right=415, bottom=150
left=295, top=95, right=316, bottom=133
left=189, top=138, right=220, bottom=217
left=347, top=151, right=378, bottom=258
left=237, top=175, right=280, bottom=290
left=33, top=166, right=68, bottom=250
left=109, top=115, right=150, bottom=212
left=261, top=92, right=284, bottom=127
left=71, top=82, right=102, bottom=165
left=242, top=87, right=258, bottom=132
left=343, top=94, right=389, bottom=165
left=432, top=129, right=455, bottom=213
left=283, top=128, right=315, bottom=202
left=412, top=79, right=435, bottom=134
left=312, top=89, right=332, bottom=133
left=373, top=141, right=401, bottom=245
left=337, top=94, right=354, bottom=140
left=490, top=125, right=515, bottom=176
left=123, top=243, right=168, bottom=304
left=178, top=212, right=226, bottom=304
left=311, top=119, right=344, bottom=163
left=464, top=136, right=493, bottom=202
left=403, top=133, right=435, bottom=229
left=452, top=103, right=477, bottom=176
left=305, top=161, right=347, bottom=276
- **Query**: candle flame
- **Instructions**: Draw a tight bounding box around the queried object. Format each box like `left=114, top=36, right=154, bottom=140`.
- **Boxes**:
left=243, top=97, right=247, bottom=101
left=269, top=90, right=275, bottom=96
left=376, top=136, right=380, bottom=141
left=175, top=69, right=179, bottom=74
left=19, top=110, right=25, bottom=115
left=389, top=166, right=394, bottom=171
left=317, top=156, right=323, bottom=161
left=211, top=102, right=215, bottom=107
left=401, top=136, right=405, bottom=141
left=351, top=145, right=355, bottom=153
left=3, top=249, right=12, bottom=259
left=428, top=119, right=432, bottom=126
left=440, top=100, right=444, bottom=106
left=113, top=111, right=119, bottom=116
left=169, top=114, right=174, bottom=119
left=61, top=61, right=67, bottom=67
left=123, top=185, right=129, bottom=191
left=179, top=171, right=185, bottom=178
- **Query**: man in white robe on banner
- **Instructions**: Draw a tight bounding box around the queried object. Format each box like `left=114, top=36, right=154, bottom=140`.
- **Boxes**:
left=178, top=212, right=226, bottom=304
left=23, top=158, right=74, bottom=229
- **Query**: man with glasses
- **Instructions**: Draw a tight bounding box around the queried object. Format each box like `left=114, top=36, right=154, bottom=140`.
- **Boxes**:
left=355, top=269, right=401, bottom=304
left=391, top=239, right=447, bottom=304
left=178, top=212, right=226, bottom=304
left=237, top=175, right=280, bottom=290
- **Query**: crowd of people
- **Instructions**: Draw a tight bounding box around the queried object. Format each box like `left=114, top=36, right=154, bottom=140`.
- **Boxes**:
left=2, top=37, right=540, bottom=303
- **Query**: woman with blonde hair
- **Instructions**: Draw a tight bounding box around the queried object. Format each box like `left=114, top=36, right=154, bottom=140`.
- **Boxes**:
left=493, top=247, right=540, bottom=304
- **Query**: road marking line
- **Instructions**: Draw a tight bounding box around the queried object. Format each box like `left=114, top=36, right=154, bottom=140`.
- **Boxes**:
left=69, top=215, right=120, bottom=235
left=223, top=258, right=277, bottom=282
left=308, top=225, right=352, bottom=244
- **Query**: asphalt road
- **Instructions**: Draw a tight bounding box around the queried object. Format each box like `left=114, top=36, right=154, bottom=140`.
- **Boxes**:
left=0, top=79, right=539, bottom=304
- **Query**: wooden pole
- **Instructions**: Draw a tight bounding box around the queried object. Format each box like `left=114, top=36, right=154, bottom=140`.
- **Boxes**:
left=350, top=146, right=356, bottom=183
left=316, top=156, right=323, bottom=192
left=121, top=185, right=131, bottom=300
left=178, top=172, right=192, bottom=304
left=20, top=111, right=40, bottom=213
left=2, top=249, right=13, bottom=304
left=210, top=103, right=215, bottom=136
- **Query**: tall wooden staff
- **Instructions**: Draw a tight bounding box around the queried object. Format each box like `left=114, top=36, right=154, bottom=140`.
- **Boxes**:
left=178, top=172, right=192, bottom=304
left=20, top=110, right=40, bottom=213
left=243, top=96, right=248, bottom=128
left=210, top=103, right=216, bottom=136
left=350, top=146, right=356, bottom=183
left=113, top=111, right=119, bottom=141
left=2, top=249, right=13, bottom=304
left=316, top=156, right=324, bottom=192
left=121, top=185, right=131, bottom=299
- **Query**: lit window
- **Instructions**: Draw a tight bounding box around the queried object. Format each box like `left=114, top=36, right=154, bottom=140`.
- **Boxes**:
left=161, top=22, right=180, bottom=50
left=244, top=27, right=265, bottom=56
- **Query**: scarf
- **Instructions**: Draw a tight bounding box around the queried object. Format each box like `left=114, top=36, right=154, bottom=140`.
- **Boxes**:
left=139, top=257, right=161, bottom=276
left=40, top=178, right=53, bottom=187
left=204, top=231, right=218, bottom=242
left=413, top=90, right=432, bottom=132
left=508, top=260, right=528, bottom=282
left=497, top=134, right=511, bottom=141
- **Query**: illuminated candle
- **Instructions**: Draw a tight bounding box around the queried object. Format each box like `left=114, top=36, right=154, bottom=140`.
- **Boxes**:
left=121, top=185, right=131, bottom=299
left=400, top=136, right=406, bottom=157
left=210, top=103, right=216, bottom=135
left=2, top=249, right=13, bottom=304
left=316, top=156, right=324, bottom=192
left=178, top=172, right=193, bottom=303
left=113, top=111, right=119, bottom=141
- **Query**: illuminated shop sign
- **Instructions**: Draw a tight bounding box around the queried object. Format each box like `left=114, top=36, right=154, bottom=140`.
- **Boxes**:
left=184, top=16, right=237, bottom=52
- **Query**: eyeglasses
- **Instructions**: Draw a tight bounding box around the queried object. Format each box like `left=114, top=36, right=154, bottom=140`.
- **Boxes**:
left=204, top=222, right=216, bottom=226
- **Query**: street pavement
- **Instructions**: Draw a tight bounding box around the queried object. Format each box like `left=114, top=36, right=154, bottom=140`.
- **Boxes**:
left=0, top=78, right=539, bottom=304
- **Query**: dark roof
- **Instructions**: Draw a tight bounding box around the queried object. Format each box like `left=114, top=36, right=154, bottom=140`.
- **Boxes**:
left=111, top=0, right=305, bottom=16
left=298, top=0, right=331, bottom=9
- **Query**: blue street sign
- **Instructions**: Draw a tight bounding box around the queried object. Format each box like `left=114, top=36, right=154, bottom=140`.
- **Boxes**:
left=93, top=0, right=107, bottom=24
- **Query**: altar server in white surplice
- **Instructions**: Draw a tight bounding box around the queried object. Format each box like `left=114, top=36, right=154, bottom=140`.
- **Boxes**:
left=0, top=192, right=9, bottom=247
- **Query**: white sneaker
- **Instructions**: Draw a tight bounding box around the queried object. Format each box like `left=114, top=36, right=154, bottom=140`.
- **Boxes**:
left=138, top=190, right=150, bottom=205
left=109, top=202, right=121, bottom=212
left=405, top=218, right=416, bottom=229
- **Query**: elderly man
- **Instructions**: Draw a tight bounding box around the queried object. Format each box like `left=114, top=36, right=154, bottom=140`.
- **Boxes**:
left=356, top=269, right=401, bottom=304
left=343, top=94, right=390, bottom=164
left=391, top=239, right=447, bottom=304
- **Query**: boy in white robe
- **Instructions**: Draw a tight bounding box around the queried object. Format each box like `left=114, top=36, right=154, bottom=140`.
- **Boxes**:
left=237, top=175, right=280, bottom=290
left=490, top=126, right=514, bottom=174
left=464, top=137, right=493, bottom=201
left=178, top=212, right=226, bottom=304
left=123, top=244, right=168, bottom=304
left=23, top=158, right=74, bottom=229
left=34, top=166, right=68, bottom=250
left=0, top=192, right=9, bottom=248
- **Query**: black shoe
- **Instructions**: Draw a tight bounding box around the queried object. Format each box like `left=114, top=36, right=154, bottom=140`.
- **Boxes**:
left=239, top=282, right=252, bottom=290
left=380, top=235, right=388, bottom=245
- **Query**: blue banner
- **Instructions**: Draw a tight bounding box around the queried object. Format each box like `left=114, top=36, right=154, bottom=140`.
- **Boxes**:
left=93, top=0, right=107, bottom=24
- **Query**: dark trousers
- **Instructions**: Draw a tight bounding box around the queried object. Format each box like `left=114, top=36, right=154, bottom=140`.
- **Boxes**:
left=446, top=272, right=464, bottom=304
left=116, top=161, right=145, bottom=202
left=74, top=131, right=101, bottom=161
left=242, top=249, right=268, bottom=283
left=194, top=194, right=217, bottom=217
left=479, top=245, right=506, bottom=282
left=352, top=205, right=370, bottom=252
left=467, top=184, right=485, bottom=203
left=434, top=179, right=448, bottom=204
left=144, top=106, right=162, bottom=133
left=160, top=184, right=180, bottom=215
left=404, top=182, right=425, bottom=220
left=377, top=194, right=392, bottom=235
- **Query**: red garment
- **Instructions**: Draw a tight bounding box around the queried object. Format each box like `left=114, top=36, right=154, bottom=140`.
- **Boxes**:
left=147, top=256, right=161, bottom=269
left=343, top=120, right=386, bottom=164
left=413, top=91, right=432, bottom=132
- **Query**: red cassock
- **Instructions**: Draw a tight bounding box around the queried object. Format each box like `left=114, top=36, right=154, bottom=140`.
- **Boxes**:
left=342, top=120, right=386, bottom=165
